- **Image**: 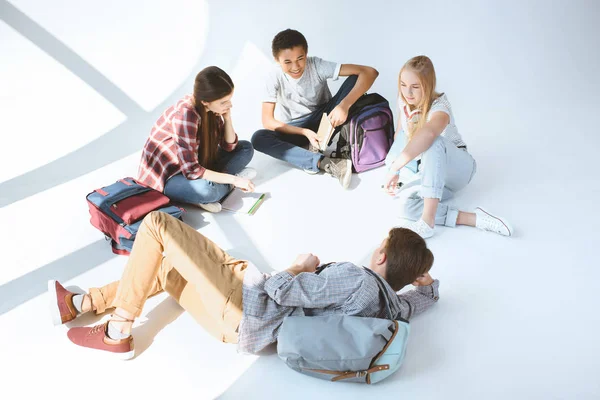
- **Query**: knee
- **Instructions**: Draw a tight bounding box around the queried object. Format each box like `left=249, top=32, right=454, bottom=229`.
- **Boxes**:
left=194, top=182, right=228, bottom=203
left=421, top=136, right=446, bottom=164
left=143, top=210, right=167, bottom=231
left=345, top=74, right=358, bottom=85
left=251, top=129, right=271, bottom=151
left=236, top=140, right=254, bottom=159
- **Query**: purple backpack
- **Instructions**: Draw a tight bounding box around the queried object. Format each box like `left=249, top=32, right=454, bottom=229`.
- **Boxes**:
left=334, top=93, right=394, bottom=173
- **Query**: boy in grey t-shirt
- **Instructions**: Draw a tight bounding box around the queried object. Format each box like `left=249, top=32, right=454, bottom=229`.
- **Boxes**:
left=251, top=29, right=379, bottom=189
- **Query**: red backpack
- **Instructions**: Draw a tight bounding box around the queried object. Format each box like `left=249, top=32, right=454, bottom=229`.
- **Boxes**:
left=86, top=177, right=184, bottom=255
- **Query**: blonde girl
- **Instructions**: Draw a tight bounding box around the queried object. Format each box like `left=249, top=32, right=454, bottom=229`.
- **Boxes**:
left=383, top=56, right=512, bottom=238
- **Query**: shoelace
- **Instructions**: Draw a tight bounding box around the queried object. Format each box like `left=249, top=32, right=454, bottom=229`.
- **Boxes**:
left=89, top=323, right=106, bottom=335
left=483, top=215, right=505, bottom=233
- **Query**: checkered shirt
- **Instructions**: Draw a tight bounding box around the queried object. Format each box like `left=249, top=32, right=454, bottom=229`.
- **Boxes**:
left=237, top=262, right=440, bottom=354
left=137, top=94, right=238, bottom=191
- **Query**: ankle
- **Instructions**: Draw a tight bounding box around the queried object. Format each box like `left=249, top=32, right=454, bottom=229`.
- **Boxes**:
left=457, top=211, right=476, bottom=227
left=421, top=217, right=435, bottom=228
left=81, top=294, right=93, bottom=313
left=109, top=319, right=133, bottom=336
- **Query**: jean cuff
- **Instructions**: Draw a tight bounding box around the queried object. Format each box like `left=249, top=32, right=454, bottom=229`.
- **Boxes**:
left=420, top=185, right=444, bottom=200
left=311, top=154, right=322, bottom=172
left=445, top=207, right=459, bottom=228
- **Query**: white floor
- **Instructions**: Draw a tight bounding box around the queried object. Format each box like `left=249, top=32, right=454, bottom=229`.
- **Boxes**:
left=1, top=1, right=599, bottom=399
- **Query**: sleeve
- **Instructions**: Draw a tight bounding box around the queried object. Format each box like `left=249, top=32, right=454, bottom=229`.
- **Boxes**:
left=395, top=279, right=440, bottom=320
left=428, top=95, right=451, bottom=120
left=264, top=266, right=364, bottom=308
left=263, top=66, right=280, bottom=103
left=173, top=108, right=205, bottom=179
left=217, top=117, right=238, bottom=152
left=313, top=56, right=341, bottom=82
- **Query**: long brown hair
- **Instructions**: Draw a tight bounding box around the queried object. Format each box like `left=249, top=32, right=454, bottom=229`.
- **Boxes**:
left=193, top=66, right=234, bottom=170
left=398, top=56, right=440, bottom=141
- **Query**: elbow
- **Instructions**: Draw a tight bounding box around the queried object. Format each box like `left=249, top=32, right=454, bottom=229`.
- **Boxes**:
left=371, top=67, right=379, bottom=79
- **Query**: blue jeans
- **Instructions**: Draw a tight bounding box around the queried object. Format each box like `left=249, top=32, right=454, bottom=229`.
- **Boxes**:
left=163, top=140, right=254, bottom=205
left=251, top=75, right=358, bottom=172
left=389, top=136, right=477, bottom=227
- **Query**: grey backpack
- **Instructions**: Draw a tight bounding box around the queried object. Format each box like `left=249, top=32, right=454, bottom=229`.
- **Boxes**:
left=276, top=268, right=410, bottom=384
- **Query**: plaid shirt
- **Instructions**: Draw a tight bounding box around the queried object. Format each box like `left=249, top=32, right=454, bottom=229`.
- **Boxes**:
left=237, top=262, right=440, bottom=354
left=137, top=95, right=238, bottom=192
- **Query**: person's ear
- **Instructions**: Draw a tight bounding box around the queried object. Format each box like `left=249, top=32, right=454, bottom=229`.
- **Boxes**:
left=412, top=273, right=426, bottom=286
left=377, top=251, right=387, bottom=265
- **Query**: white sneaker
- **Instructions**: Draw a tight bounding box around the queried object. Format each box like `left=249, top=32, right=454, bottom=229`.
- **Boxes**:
left=236, top=167, right=257, bottom=180
left=399, top=219, right=435, bottom=239
left=198, top=202, right=222, bottom=213
left=302, top=168, right=319, bottom=175
left=475, top=207, right=513, bottom=237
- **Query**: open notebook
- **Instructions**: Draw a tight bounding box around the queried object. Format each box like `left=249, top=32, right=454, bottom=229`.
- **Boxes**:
left=315, top=113, right=335, bottom=152
left=220, top=189, right=266, bottom=215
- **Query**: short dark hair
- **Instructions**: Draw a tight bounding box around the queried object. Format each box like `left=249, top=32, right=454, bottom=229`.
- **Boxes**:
left=383, top=228, right=434, bottom=291
left=271, top=29, right=308, bottom=58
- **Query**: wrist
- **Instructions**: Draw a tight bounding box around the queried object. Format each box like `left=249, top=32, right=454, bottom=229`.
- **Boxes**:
left=286, top=265, right=304, bottom=276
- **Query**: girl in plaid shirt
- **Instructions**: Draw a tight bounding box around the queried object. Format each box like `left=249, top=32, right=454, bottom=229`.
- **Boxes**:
left=138, top=66, right=256, bottom=213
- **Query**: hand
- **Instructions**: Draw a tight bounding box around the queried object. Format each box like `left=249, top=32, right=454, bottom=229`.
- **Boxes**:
left=328, top=105, right=349, bottom=128
left=303, top=129, right=321, bottom=149
left=412, top=272, right=434, bottom=287
left=288, top=253, right=320, bottom=275
left=382, top=172, right=400, bottom=196
left=221, top=109, right=232, bottom=122
left=233, top=176, right=255, bottom=193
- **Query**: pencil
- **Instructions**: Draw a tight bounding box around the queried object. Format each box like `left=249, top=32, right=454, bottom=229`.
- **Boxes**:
left=248, top=194, right=266, bottom=215
left=381, top=183, right=403, bottom=189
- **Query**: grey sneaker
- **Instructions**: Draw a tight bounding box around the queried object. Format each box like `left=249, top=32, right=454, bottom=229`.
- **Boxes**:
left=322, top=158, right=352, bottom=189
left=198, top=202, right=222, bottom=213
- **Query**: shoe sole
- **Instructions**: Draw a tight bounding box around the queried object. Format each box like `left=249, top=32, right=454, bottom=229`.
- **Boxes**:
left=48, top=280, right=64, bottom=326
left=198, top=203, right=222, bottom=213
left=68, top=337, right=135, bottom=361
left=476, top=207, right=513, bottom=237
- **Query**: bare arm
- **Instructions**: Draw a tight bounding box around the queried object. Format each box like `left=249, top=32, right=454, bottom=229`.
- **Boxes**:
left=261, top=102, right=306, bottom=135
left=389, top=112, right=449, bottom=172
left=337, top=64, right=379, bottom=112
left=222, top=112, right=236, bottom=144
left=328, top=64, right=379, bottom=127
left=261, top=102, right=320, bottom=148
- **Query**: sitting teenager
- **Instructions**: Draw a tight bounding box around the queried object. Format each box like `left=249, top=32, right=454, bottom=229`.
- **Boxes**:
left=251, top=29, right=379, bottom=189
left=383, top=56, right=513, bottom=238
left=49, top=212, right=439, bottom=359
left=138, top=66, right=256, bottom=213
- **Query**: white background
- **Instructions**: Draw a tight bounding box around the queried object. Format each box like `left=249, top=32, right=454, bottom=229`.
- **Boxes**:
left=1, top=0, right=599, bottom=399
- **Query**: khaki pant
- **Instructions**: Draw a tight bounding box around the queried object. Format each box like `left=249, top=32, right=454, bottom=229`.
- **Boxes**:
left=88, top=212, right=247, bottom=343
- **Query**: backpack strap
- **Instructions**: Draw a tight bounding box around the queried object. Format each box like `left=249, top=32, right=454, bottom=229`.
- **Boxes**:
left=316, top=263, right=402, bottom=321
left=364, top=268, right=399, bottom=321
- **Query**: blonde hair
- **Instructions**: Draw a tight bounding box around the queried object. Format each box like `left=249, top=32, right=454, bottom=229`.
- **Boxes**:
left=398, top=56, right=440, bottom=140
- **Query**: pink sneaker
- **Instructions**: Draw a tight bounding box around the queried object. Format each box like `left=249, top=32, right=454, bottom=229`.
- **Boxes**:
left=48, top=280, right=79, bottom=326
left=67, top=323, right=135, bottom=360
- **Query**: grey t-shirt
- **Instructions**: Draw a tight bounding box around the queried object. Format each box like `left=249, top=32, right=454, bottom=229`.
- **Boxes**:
left=263, top=56, right=341, bottom=122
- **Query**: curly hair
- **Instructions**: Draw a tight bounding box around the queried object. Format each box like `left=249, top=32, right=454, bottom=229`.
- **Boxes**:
left=271, top=29, right=308, bottom=58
